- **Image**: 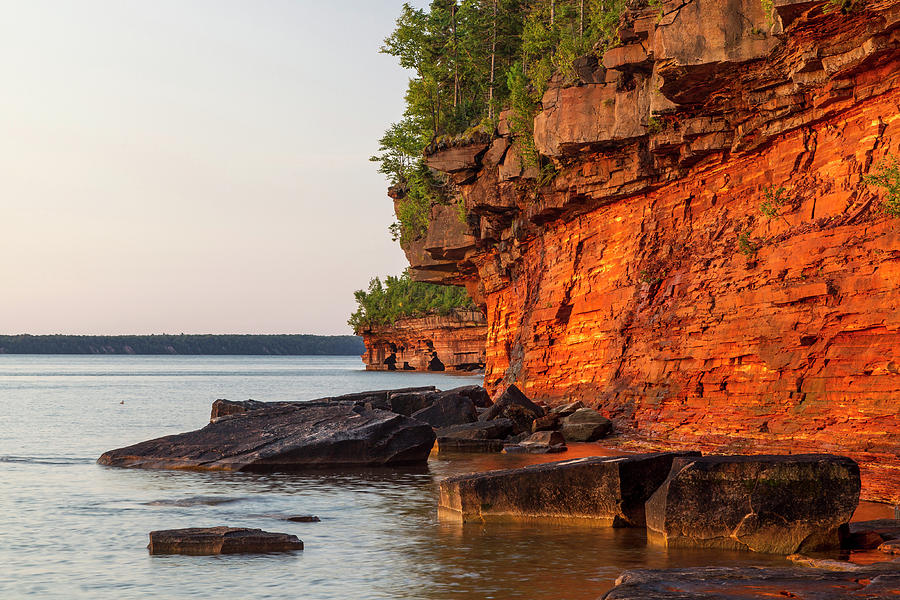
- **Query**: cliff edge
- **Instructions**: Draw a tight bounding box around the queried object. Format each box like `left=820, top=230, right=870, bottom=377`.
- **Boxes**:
left=399, top=0, right=900, bottom=502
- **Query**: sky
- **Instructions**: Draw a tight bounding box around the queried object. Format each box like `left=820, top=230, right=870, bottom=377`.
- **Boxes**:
left=0, top=0, right=425, bottom=335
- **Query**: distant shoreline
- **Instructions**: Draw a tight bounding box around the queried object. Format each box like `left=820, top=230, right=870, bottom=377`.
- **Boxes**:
left=0, top=334, right=365, bottom=356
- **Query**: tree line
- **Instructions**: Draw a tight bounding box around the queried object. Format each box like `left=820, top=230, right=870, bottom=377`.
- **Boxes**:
left=372, top=0, right=630, bottom=244
left=0, top=334, right=365, bottom=355
left=348, top=271, right=477, bottom=332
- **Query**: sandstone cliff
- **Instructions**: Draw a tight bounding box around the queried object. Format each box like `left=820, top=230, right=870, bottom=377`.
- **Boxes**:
left=398, top=0, right=900, bottom=502
left=359, top=310, right=487, bottom=372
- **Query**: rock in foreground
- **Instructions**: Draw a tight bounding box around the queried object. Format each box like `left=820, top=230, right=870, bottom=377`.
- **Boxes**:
left=148, top=527, right=303, bottom=555
left=602, top=566, right=900, bottom=600
left=439, top=452, right=697, bottom=524
left=646, top=454, right=860, bottom=554
left=99, top=402, right=436, bottom=471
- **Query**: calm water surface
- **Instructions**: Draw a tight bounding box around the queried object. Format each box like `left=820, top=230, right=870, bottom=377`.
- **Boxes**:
left=1, top=355, right=807, bottom=599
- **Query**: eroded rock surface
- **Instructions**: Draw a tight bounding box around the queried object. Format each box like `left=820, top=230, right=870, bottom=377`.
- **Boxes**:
left=645, top=454, right=861, bottom=554
left=602, top=565, right=900, bottom=599
left=147, top=527, right=303, bottom=555
left=439, top=451, right=697, bottom=524
left=399, top=0, right=900, bottom=504
left=478, top=384, right=545, bottom=434
left=99, top=401, right=436, bottom=471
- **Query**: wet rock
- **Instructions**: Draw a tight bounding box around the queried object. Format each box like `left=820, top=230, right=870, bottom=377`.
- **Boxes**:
left=435, top=419, right=514, bottom=453
left=389, top=391, right=437, bottom=417
left=560, top=408, right=613, bottom=442
left=439, top=438, right=505, bottom=453
left=602, top=565, right=900, bottom=599
left=645, top=454, right=861, bottom=554
left=285, top=515, right=320, bottom=523
left=147, top=527, right=303, bottom=555
left=880, top=539, right=900, bottom=555
left=531, top=413, right=561, bottom=432
left=99, top=401, right=436, bottom=471
left=478, top=385, right=544, bottom=434
left=848, top=520, right=900, bottom=554
left=439, top=452, right=697, bottom=524
left=411, top=393, right=477, bottom=428
left=549, top=401, right=583, bottom=417
left=436, top=419, right=515, bottom=441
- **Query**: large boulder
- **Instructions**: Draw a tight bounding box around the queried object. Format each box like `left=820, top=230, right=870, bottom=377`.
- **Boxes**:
left=478, top=384, right=544, bottom=434
left=560, top=408, right=613, bottom=442
left=147, top=527, right=303, bottom=555
left=435, top=419, right=514, bottom=453
left=439, top=452, right=698, bottom=524
left=602, top=565, right=900, bottom=600
left=645, top=454, right=861, bottom=555
left=99, top=401, right=436, bottom=471
left=411, top=393, right=477, bottom=428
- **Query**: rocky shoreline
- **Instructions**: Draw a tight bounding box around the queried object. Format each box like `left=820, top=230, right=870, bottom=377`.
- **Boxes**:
left=99, top=383, right=898, bottom=594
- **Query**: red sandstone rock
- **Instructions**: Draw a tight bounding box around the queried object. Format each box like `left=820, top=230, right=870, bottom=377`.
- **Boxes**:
left=403, top=0, right=900, bottom=504
left=358, top=310, right=486, bottom=372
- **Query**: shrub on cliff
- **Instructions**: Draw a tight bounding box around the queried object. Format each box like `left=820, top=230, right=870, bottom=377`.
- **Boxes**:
left=863, top=154, right=900, bottom=217
left=348, top=271, right=476, bottom=332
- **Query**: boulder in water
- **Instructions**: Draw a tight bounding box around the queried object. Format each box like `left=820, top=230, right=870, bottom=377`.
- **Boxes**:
left=148, top=527, right=303, bottom=555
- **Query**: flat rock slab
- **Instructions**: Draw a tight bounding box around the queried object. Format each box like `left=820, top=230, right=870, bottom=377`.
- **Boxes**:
left=646, top=454, right=861, bottom=555
left=439, top=452, right=698, bottom=525
left=99, top=401, right=436, bottom=471
left=602, top=566, right=900, bottom=599
left=148, top=527, right=303, bottom=555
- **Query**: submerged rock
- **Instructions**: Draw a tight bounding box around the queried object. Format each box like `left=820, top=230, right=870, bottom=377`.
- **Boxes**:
left=439, top=452, right=697, bottom=524
left=645, top=454, right=861, bottom=554
left=602, top=565, right=900, bottom=599
left=99, top=401, right=436, bottom=471
left=147, top=527, right=303, bottom=555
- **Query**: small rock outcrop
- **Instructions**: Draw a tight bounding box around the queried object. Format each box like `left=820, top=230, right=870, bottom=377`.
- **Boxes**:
left=645, top=454, right=861, bottom=554
left=478, top=384, right=545, bottom=434
left=560, top=408, right=613, bottom=442
left=147, top=527, right=303, bottom=555
left=99, top=401, right=436, bottom=471
left=602, top=565, right=900, bottom=600
left=439, top=452, right=697, bottom=524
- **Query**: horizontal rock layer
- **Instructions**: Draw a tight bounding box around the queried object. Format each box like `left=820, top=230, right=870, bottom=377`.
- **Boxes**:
left=404, top=0, right=900, bottom=503
left=359, top=310, right=486, bottom=372
left=439, top=452, right=696, bottom=525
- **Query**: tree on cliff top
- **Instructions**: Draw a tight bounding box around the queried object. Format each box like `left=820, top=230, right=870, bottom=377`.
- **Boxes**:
left=348, top=271, right=476, bottom=332
left=374, top=0, right=629, bottom=244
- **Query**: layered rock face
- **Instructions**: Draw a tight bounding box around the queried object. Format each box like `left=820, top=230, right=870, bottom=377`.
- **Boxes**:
left=359, top=309, right=486, bottom=371
left=407, top=0, right=900, bottom=502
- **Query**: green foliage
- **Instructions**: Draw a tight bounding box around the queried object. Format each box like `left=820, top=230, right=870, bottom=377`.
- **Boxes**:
left=0, top=335, right=365, bottom=355
left=760, top=0, right=775, bottom=26
left=737, top=230, right=759, bottom=257
left=863, top=154, right=900, bottom=217
left=348, top=271, right=477, bottom=332
left=824, top=0, right=862, bottom=13
left=648, top=116, right=663, bottom=133
left=760, top=185, right=787, bottom=219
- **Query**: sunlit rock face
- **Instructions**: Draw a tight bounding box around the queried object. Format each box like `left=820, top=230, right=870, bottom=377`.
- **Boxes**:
left=393, top=0, right=900, bottom=503
left=358, top=310, right=487, bottom=372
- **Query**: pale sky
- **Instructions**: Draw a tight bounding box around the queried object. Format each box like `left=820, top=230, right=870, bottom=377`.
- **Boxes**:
left=0, top=1, right=424, bottom=335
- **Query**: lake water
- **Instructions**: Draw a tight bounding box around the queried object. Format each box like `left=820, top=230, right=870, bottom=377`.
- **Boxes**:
left=0, top=355, right=856, bottom=599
